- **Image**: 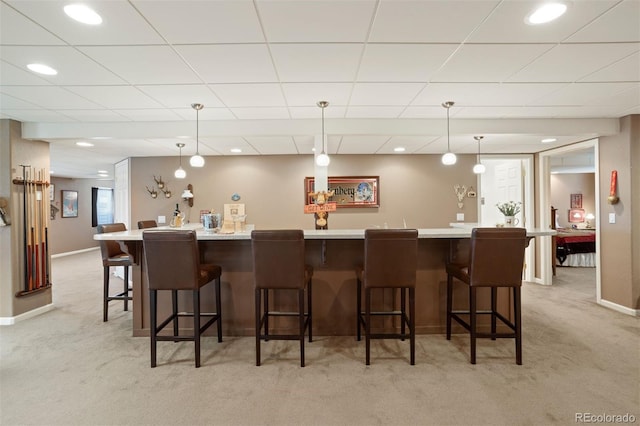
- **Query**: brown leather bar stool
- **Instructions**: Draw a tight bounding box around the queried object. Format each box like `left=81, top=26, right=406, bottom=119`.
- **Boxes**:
left=137, top=220, right=158, bottom=229
left=356, top=229, right=418, bottom=365
left=446, top=227, right=527, bottom=365
left=142, top=230, right=222, bottom=368
left=97, top=223, right=133, bottom=322
left=251, top=230, right=312, bottom=367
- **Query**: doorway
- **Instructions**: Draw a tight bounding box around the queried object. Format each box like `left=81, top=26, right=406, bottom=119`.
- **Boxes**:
left=538, top=139, right=601, bottom=301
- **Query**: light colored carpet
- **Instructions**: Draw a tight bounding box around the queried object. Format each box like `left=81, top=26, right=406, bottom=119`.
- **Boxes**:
left=1, top=250, right=638, bottom=426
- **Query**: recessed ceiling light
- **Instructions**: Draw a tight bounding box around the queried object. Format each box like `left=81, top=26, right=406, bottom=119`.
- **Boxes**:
left=91, top=136, right=111, bottom=140
left=526, top=3, right=567, bottom=25
left=50, top=170, right=55, bottom=174
left=230, top=148, right=242, bottom=153
left=97, top=170, right=108, bottom=174
left=541, top=138, right=557, bottom=143
left=311, top=147, right=316, bottom=152
left=97, top=173, right=109, bottom=177
left=64, top=4, right=102, bottom=25
left=76, top=141, right=94, bottom=147
left=393, top=147, right=406, bottom=153
left=27, top=63, right=57, bottom=76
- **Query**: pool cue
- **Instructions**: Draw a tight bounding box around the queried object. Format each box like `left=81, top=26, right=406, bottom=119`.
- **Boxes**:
left=20, top=165, right=29, bottom=292
left=34, top=170, right=41, bottom=288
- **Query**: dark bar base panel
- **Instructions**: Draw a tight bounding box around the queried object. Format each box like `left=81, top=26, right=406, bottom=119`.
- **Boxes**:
left=130, top=239, right=511, bottom=337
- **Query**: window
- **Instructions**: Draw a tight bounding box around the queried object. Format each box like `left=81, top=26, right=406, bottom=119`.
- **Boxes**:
left=92, top=187, right=114, bottom=227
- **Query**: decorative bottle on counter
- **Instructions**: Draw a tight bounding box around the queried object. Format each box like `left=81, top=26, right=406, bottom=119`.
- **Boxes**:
left=171, top=203, right=183, bottom=227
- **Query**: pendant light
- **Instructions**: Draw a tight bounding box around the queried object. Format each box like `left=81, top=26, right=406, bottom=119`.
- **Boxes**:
left=441, top=101, right=457, bottom=165
left=174, top=143, right=186, bottom=179
left=315, top=101, right=330, bottom=167
left=189, top=103, right=205, bottom=167
left=473, top=136, right=486, bottom=174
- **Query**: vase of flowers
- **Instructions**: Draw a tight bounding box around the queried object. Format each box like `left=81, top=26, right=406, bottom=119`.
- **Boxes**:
left=496, top=201, right=521, bottom=227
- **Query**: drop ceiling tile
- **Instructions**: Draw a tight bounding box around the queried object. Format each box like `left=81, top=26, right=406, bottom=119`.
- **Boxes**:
left=210, top=84, right=286, bottom=107
left=350, top=83, right=425, bottom=105
left=55, top=110, right=131, bottom=122
left=432, top=44, right=553, bottom=82
left=113, top=109, right=183, bottom=121
left=400, top=106, right=451, bottom=119
left=412, top=82, right=566, bottom=106
left=230, top=107, right=290, bottom=119
left=257, top=0, right=375, bottom=42
left=0, top=109, right=76, bottom=122
left=568, top=0, right=640, bottom=42
left=345, top=106, right=406, bottom=118
left=281, top=83, right=353, bottom=107
left=6, top=0, right=165, bottom=45
left=270, top=44, right=363, bottom=82
left=467, top=0, right=619, bottom=43
left=337, top=135, right=390, bottom=154
left=136, top=85, right=225, bottom=109
left=171, top=107, right=236, bottom=120
left=508, top=43, right=640, bottom=83
left=580, top=51, right=640, bottom=82
left=288, top=106, right=348, bottom=119
left=529, top=82, right=639, bottom=106
left=370, top=0, right=499, bottom=42
left=78, top=46, right=201, bottom=85
left=199, top=137, right=258, bottom=155
left=133, top=0, right=264, bottom=43
left=244, top=136, right=297, bottom=155
left=0, top=46, right=128, bottom=85
left=358, top=44, right=458, bottom=82
left=64, top=86, right=163, bottom=109
left=0, top=3, right=65, bottom=45
left=0, top=93, right=41, bottom=109
left=0, top=62, right=53, bottom=86
left=293, top=136, right=315, bottom=154
left=589, top=86, right=640, bottom=110
left=175, top=44, right=278, bottom=84
left=0, top=86, right=102, bottom=109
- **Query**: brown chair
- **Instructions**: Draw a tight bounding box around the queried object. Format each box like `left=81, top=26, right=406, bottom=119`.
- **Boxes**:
left=97, top=223, right=133, bottom=322
left=251, top=230, right=312, bottom=367
left=137, top=220, right=158, bottom=229
left=142, top=230, right=222, bottom=368
left=446, top=227, right=527, bottom=365
left=356, top=229, right=418, bottom=365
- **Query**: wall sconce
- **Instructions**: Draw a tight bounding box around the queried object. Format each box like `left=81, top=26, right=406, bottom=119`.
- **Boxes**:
left=146, top=186, right=158, bottom=199
left=181, top=184, right=194, bottom=207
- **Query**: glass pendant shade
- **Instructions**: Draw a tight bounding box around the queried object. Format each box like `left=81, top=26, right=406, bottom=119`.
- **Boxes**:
left=316, top=153, right=330, bottom=166
left=442, top=152, right=457, bottom=165
left=190, top=103, right=205, bottom=168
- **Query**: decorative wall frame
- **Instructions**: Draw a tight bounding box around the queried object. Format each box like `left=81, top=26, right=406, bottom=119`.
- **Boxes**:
left=568, top=208, right=585, bottom=223
left=570, top=193, right=583, bottom=209
left=61, top=190, right=78, bottom=218
left=305, top=176, right=379, bottom=208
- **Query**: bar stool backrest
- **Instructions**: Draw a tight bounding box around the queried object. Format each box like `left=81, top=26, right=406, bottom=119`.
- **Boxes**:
left=142, top=230, right=201, bottom=290
left=363, top=229, right=418, bottom=288
left=468, top=228, right=527, bottom=287
left=97, top=223, right=129, bottom=265
left=137, top=220, right=158, bottom=229
left=251, top=230, right=305, bottom=290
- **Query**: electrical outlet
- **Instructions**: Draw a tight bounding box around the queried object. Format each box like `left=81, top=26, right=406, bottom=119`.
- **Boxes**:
left=158, top=215, right=166, bottom=224
left=609, top=213, right=616, bottom=224
left=456, top=213, right=464, bottom=222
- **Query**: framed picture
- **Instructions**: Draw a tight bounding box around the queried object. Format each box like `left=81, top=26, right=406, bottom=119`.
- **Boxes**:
left=570, top=193, right=583, bottom=208
left=61, top=190, right=78, bottom=218
left=49, top=184, right=55, bottom=201
left=568, top=208, right=585, bottom=223
left=305, top=176, right=379, bottom=208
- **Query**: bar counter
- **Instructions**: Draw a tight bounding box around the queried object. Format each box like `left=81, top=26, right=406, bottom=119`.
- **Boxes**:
left=95, top=225, right=554, bottom=337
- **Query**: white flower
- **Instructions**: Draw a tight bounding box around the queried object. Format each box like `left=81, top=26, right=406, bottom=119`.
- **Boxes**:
left=496, top=201, right=521, bottom=216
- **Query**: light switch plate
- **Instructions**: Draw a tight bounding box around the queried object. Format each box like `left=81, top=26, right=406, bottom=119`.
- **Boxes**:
left=609, top=213, right=616, bottom=224
left=456, top=213, right=464, bottom=222
left=158, top=215, right=166, bottom=224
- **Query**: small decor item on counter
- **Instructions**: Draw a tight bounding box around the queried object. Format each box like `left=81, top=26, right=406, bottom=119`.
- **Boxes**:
left=202, top=212, right=221, bottom=233
left=496, top=201, right=521, bottom=227
left=170, top=203, right=184, bottom=228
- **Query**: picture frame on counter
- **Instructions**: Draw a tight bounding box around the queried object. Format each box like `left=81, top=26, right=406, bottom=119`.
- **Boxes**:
left=304, top=176, right=379, bottom=208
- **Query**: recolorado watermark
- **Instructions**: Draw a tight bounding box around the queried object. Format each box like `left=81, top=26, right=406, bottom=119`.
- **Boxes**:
left=575, top=413, right=636, bottom=423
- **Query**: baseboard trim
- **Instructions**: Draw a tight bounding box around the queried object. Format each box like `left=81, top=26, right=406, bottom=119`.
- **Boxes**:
left=598, top=299, right=639, bottom=317
left=0, top=303, right=55, bottom=325
left=51, top=246, right=99, bottom=259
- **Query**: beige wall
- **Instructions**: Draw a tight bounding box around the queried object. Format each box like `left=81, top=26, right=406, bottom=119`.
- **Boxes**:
left=131, top=154, right=479, bottom=230
left=550, top=173, right=596, bottom=228
left=599, top=115, right=639, bottom=310
left=48, top=177, right=113, bottom=255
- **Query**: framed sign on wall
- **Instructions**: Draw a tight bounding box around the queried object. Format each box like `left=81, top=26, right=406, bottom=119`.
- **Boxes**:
left=305, top=176, right=379, bottom=208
